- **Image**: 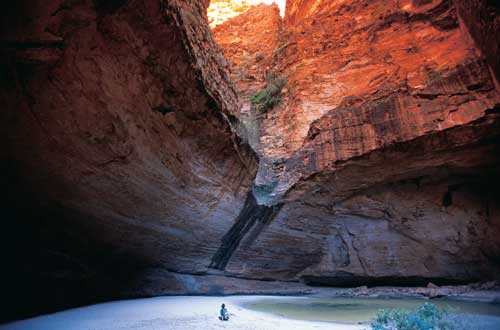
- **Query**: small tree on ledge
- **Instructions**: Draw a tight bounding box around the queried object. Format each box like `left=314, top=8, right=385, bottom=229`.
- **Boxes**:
left=250, top=76, right=287, bottom=113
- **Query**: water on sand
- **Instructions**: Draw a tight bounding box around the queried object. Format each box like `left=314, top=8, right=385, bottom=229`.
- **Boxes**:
left=245, top=296, right=500, bottom=323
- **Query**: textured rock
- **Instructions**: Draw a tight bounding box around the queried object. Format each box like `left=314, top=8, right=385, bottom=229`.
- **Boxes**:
left=225, top=171, right=500, bottom=285
left=285, top=0, right=321, bottom=26
left=0, top=0, right=255, bottom=321
left=455, top=0, right=500, bottom=84
left=212, top=3, right=282, bottom=98
left=212, top=0, right=500, bottom=286
left=254, top=0, right=500, bottom=204
left=122, top=268, right=313, bottom=297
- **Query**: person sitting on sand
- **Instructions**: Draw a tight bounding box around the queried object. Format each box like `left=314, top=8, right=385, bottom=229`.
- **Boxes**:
left=219, top=303, right=229, bottom=321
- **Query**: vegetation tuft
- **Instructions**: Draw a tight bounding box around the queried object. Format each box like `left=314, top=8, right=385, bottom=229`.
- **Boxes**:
left=250, top=76, right=287, bottom=113
left=370, top=303, right=466, bottom=330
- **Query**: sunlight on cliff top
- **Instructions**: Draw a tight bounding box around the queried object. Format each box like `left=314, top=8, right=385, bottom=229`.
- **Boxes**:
left=208, top=0, right=285, bottom=28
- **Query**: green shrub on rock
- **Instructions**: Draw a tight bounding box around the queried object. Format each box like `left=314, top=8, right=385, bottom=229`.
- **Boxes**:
left=250, top=77, right=287, bottom=113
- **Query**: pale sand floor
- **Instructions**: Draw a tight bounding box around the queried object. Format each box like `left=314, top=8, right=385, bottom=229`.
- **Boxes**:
left=0, top=296, right=366, bottom=330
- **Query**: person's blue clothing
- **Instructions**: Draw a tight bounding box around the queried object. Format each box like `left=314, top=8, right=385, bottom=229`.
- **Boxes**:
left=220, top=307, right=229, bottom=320
left=220, top=307, right=228, bottom=317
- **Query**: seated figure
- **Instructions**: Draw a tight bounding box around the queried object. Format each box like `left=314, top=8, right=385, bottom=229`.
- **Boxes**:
left=219, top=303, right=229, bottom=321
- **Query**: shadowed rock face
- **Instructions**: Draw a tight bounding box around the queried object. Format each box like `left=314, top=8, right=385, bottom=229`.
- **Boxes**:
left=213, top=0, right=500, bottom=285
left=1, top=0, right=500, bottom=323
left=455, top=0, right=500, bottom=84
left=209, top=191, right=282, bottom=271
left=0, top=0, right=256, bottom=321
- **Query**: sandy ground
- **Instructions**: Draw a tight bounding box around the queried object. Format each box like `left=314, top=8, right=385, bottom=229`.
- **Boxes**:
left=0, top=296, right=366, bottom=330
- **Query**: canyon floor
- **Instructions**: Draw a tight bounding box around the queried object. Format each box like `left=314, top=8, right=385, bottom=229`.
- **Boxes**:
left=0, top=296, right=364, bottom=330
left=2, top=294, right=500, bottom=330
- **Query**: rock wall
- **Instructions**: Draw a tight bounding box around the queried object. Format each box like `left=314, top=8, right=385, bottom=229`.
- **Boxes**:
left=0, top=0, right=255, bottom=321
left=212, top=0, right=500, bottom=285
left=253, top=0, right=500, bottom=204
left=284, top=0, right=320, bottom=26
left=1, top=0, right=500, bottom=323
left=454, top=0, right=500, bottom=85
left=213, top=3, right=282, bottom=98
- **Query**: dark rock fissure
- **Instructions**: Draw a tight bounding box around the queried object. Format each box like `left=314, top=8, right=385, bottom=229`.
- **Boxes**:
left=442, top=183, right=462, bottom=207
left=94, top=0, right=128, bottom=16
left=209, top=191, right=282, bottom=270
left=302, top=274, right=474, bottom=288
left=152, top=104, right=175, bottom=115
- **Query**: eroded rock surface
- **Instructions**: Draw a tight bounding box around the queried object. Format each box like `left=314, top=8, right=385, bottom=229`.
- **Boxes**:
left=1, top=0, right=255, bottom=321
left=212, top=0, right=500, bottom=285
left=455, top=0, right=500, bottom=84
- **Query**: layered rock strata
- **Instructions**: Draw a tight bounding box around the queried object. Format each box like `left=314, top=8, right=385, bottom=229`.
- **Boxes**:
left=212, top=0, right=500, bottom=285
left=455, top=0, right=500, bottom=84
left=0, top=0, right=255, bottom=321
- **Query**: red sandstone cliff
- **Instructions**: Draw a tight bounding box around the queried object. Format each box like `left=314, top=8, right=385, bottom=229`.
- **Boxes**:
left=213, top=0, right=500, bottom=285
left=213, top=4, right=282, bottom=98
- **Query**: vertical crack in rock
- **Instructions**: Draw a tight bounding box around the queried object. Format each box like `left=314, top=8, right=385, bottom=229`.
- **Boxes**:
left=210, top=191, right=282, bottom=270
left=330, top=232, right=350, bottom=268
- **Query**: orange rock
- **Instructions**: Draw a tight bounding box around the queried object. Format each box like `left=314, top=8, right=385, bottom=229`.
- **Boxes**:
left=216, top=0, right=500, bottom=204
left=213, top=3, right=282, bottom=98
left=213, top=0, right=500, bottom=286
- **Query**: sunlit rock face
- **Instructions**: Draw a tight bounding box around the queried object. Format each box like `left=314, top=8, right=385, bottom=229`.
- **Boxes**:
left=213, top=0, right=500, bottom=284
left=254, top=0, right=500, bottom=204
left=213, top=4, right=282, bottom=97
left=208, top=0, right=285, bottom=27
left=212, top=4, right=285, bottom=198
left=284, top=0, right=322, bottom=26
left=208, top=0, right=257, bottom=27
